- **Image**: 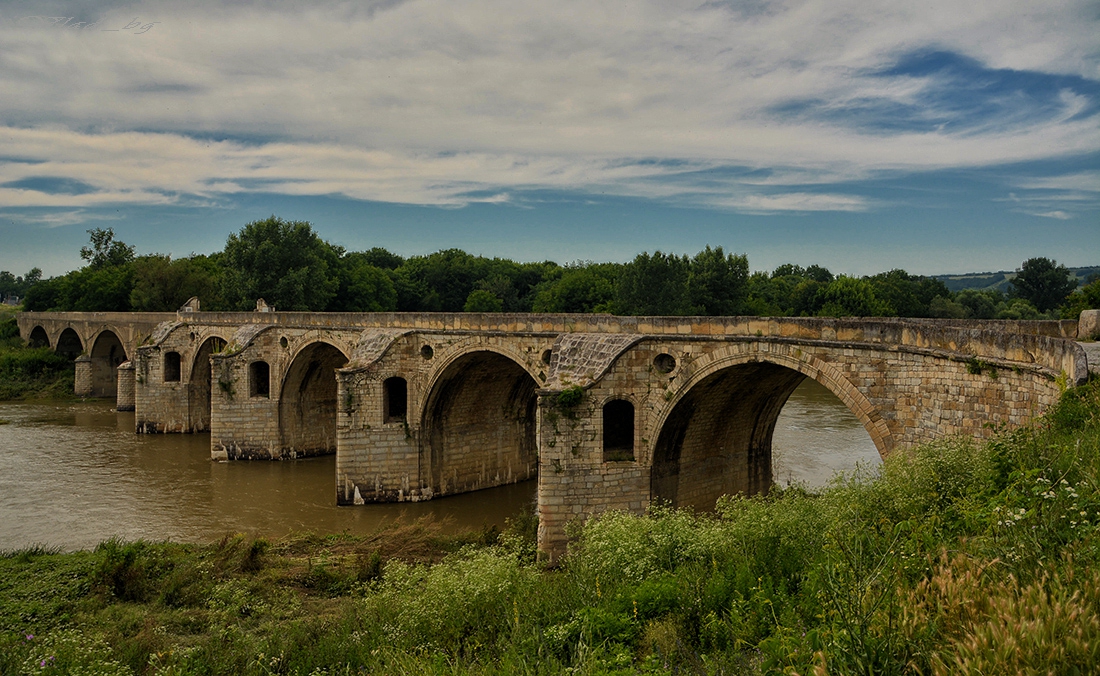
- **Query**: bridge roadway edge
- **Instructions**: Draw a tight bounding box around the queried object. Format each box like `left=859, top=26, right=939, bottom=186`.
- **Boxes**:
left=15, top=311, right=1090, bottom=559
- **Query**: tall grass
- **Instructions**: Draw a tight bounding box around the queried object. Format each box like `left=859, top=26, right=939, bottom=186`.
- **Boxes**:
left=1, top=379, right=1097, bottom=674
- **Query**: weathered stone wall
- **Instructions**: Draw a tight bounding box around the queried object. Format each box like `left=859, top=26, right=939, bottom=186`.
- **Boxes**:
left=337, top=331, right=553, bottom=503
left=73, top=356, right=92, bottom=397
left=116, top=361, right=135, bottom=411
left=533, top=332, right=1070, bottom=558
left=208, top=325, right=357, bottom=460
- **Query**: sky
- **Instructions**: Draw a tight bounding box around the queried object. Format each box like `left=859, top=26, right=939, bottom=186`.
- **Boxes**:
left=0, top=0, right=1097, bottom=277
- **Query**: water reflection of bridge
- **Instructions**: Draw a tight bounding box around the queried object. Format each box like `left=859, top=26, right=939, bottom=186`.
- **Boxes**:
left=18, top=310, right=1088, bottom=556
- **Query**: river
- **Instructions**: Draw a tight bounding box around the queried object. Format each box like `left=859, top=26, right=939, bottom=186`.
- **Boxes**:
left=0, top=378, right=879, bottom=551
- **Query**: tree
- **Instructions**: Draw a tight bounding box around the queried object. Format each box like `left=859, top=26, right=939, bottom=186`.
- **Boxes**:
left=128, top=255, right=220, bottom=311
left=531, top=264, right=618, bottom=313
left=328, top=253, right=397, bottom=312
left=1010, top=257, right=1078, bottom=313
left=956, top=289, right=1002, bottom=319
left=463, top=289, right=504, bottom=312
left=219, top=217, right=340, bottom=311
left=817, top=276, right=892, bottom=317
left=360, top=247, right=404, bottom=270
left=614, top=251, right=692, bottom=316
left=1059, top=276, right=1100, bottom=320
left=688, top=246, right=748, bottom=315
left=80, top=228, right=135, bottom=269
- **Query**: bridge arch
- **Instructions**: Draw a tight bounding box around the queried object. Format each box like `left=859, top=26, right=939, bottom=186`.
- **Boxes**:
left=278, top=340, right=350, bottom=456
left=55, top=328, right=83, bottom=359
left=88, top=328, right=128, bottom=397
left=28, top=326, right=49, bottom=348
left=420, top=347, right=539, bottom=496
left=187, top=334, right=228, bottom=432
left=649, top=348, right=890, bottom=510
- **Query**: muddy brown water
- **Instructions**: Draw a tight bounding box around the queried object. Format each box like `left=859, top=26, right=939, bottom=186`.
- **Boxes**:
left=0, top=379, right=879, bottom=551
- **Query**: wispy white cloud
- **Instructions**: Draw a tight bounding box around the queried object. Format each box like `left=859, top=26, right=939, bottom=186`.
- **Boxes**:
left=2, top=209, right=124, bottom=228
left=1027, top=209, right=1072, bottom=220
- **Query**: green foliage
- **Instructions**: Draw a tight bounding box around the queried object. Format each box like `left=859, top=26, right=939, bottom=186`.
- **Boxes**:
left=328, top=253, right=397, bottom=312
left=614, top=251, right=692, bottom=315
left=956, top=288, right=1003, bottom=319
left=929, top=295, right=967, bottom=318
left=1060, top=276, right=1100, bottom=322
left=0, top=339, right=74, bottom=400
left=0, top=316, right=18, bottom=343
left=220, top=217, right=341, bottom=311
left=79, top=228, right=135, bottom=270
left=556, top=384, right=584, bottom=411
left=1011, top=257, right=1078, bottom=313
left=687, top=246, right=749, bottom=316
left=818, top=275, right=893, bottom=317
left=128, top=254, right=220, bottom=311
left=463, top=288, right=504, bottom=312
left=531, top=263, right=617, bottom=313
left=0, top=268, right=40, bottom=303
left=866, top=269, right=950, bottom=317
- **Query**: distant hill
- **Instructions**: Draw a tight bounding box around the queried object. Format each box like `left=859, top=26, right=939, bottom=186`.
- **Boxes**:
left=934, top=266, right=1100, bottom=293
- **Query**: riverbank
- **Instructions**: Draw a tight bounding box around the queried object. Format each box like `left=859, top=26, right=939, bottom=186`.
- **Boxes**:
left=0, top=310, right=75, bottom=401
left=2, top=378, right=1098, bottom=674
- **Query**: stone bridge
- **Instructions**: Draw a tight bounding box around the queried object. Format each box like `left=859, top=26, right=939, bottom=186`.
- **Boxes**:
left=17, top=310, right=1089, bottom=556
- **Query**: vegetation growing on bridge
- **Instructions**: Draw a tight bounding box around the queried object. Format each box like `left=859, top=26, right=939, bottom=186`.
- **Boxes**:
left=9, top=221, right=1098, bottom=319
left=2, top=377, right=1098, bottom=674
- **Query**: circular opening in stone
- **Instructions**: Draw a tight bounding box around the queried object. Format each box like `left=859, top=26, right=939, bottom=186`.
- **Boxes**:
left=421, top=345, right=434, bottom=360
left=654, top=353, right=676, bottom=374
left=541, top=349, right=552, bottom=365
left=280, top=336, right=289, bottom=349
left=189, top=331, right=196, bottom=342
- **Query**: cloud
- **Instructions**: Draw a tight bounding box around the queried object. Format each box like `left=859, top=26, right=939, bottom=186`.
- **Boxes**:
left=0, top=0, right=1096, bottom=214
left=1027, top=209, right=1072, bottom=219
left=3, top=209, right=124, bottom=228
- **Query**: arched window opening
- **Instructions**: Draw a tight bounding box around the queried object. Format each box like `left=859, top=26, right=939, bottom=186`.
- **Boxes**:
left=603, top=399, right=635, bottom=462
left=163, top=351, right=181, bottom=382
left=249, top=361, right=270, bottom=398
left=384, top=376, right=408, bottom=423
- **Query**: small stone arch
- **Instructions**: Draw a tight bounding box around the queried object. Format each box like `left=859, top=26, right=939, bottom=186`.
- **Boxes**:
left=420, top=347, right=539, bottom=497
left=187, top=334, right=228, bottom=432
left=88, top=328, right=128, bottom=397
left=649, top=346, right=890, bottom=511
left=278, top=341, right=350, bottom=456
left=28, top=326, right=50, bottom=348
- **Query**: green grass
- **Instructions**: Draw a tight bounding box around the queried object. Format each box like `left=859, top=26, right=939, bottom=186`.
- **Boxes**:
left=1, top=379, right=1098, bottom=674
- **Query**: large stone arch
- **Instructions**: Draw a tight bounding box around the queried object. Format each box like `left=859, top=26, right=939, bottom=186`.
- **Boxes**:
left=420, top=347, right=540, bottom=497
left=55, top=327, right=83, bottom=359
left=649, top=347, right=890, bottom=511
left=87, top=328, right=128, bottom=398
left=187, top=334, right=228, bottom=432
left=278, top=341, right=350, bottom=457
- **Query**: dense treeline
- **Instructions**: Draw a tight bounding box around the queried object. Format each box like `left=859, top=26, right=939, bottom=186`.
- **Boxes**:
left=12, top=217, right=1099, bottom=319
